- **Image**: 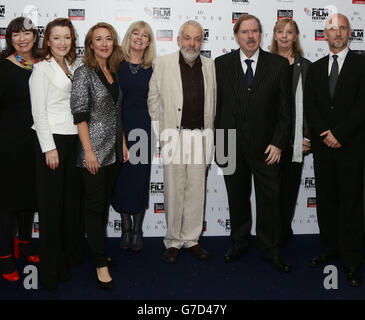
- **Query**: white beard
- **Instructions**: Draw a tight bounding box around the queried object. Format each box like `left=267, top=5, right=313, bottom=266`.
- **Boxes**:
left=180, top=46, right=200, bottom=63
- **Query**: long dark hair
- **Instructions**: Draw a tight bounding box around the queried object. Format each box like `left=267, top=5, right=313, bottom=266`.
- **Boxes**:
left=42, top=18, right=77, bottom=65
left=0, top=16, right=40, bottom=60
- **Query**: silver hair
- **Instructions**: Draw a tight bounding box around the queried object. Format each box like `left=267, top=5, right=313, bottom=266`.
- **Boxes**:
left=178, top=20, right=204, bottom=40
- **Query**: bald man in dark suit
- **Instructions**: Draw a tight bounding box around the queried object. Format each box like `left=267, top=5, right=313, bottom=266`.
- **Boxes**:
left=305, top=13, right=365, bottom=287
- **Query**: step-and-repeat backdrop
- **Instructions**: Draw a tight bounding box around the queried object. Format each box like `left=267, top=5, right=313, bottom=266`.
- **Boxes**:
left=1, top=0, right=364, bottom=237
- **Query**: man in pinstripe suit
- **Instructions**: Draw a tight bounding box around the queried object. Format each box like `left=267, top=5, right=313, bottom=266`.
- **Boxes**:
left=215, top=14, right=292, bottom=272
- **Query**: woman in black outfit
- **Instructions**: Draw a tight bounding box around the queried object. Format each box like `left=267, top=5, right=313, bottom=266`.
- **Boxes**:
left=71, top=22, right=128, bottom=290
left=0, top=17, right=40, bottom=282
left=270, top=18, right=311, bottom=246
left=29, top=18, right=83, bottom=291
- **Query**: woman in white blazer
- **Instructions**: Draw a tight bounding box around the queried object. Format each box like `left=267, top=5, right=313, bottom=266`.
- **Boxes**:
left=29, top=18, right=83, bottom=292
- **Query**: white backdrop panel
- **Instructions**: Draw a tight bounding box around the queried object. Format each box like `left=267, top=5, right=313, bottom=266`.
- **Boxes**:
left=1, top=0, right=363, bottom=237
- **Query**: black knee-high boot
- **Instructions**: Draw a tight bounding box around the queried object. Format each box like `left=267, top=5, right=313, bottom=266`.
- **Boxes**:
left=120, top=213, right=132, bottom=250
left=131, top=211, right=145, bottom=253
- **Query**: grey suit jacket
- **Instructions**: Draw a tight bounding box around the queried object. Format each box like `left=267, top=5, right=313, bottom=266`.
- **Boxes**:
left=148, top=51, right=216, bottom=163
left=71, top=65, right=123, bottom=168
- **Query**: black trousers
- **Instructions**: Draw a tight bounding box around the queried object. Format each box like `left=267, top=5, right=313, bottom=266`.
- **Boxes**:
left=224, top=148, right=282, bottom=259
left=313, top=156, right=364, bottom=268
left=280, top=147, right=304, bottom=241
left=81, top=162, right=120, bottom=268
left=0, top=211, right=35, bottom=256
left=36, top=134, right=83, bottom=288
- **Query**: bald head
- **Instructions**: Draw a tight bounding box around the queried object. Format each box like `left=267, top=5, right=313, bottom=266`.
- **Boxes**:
left=325, top=13, right=350, bottom=30
left=324, top=13, right=351, bottom=54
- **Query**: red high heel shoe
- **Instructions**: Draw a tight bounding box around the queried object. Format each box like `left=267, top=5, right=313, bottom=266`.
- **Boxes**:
left=14, top=237, right=40, bottom=263
left=0, top=254, right=20, bottom=282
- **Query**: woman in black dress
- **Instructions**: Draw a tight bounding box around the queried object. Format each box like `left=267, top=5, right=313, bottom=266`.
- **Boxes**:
left=270, top=18, right=311, bottom=246
left=0, top=17, right=40, bottom=282
left=111, top=21, right=156, bottom=253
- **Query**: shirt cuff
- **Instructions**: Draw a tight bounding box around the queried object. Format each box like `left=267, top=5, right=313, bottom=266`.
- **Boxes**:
left=73, top=112, right=90, bottom=124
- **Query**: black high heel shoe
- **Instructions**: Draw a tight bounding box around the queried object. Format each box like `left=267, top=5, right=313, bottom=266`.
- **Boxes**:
left=96, top=266, right=114, bottom=290
left=96, top=276, right=114, bottom=290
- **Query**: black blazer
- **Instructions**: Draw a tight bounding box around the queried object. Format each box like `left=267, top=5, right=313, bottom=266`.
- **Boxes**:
left=214, top=48, right=292, bottom=164
left=304, top=49, right=365, bottom=160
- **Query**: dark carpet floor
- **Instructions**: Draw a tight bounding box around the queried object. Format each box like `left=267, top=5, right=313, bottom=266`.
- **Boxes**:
left=0, top=235, right=364, bottom=301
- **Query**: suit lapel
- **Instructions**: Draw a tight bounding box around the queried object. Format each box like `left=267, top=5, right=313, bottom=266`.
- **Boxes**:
left=318, top=55, right=332, bottom=101
left=228, top=49, right=246, bottom=108
left=251, top=48, right=268, bottom=91
left=333, top=50, right=353, bottom=99
left=170, top=51, right=183, bottom=126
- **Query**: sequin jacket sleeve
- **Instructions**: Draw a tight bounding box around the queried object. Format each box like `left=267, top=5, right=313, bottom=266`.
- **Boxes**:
left=71, top=65, right=123, bottom=168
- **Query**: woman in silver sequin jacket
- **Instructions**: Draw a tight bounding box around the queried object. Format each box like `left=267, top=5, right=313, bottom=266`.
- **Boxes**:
left=71, top=22, right=128, bottom=291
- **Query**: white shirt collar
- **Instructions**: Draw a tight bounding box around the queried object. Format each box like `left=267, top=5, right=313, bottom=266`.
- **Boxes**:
left=48, top=55, right=76, bottom=72
left=240, top=48, right=260, bottom=63
left=329, top=46, right=349, bottom=60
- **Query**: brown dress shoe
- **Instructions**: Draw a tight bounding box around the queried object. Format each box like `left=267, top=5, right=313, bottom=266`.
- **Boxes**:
left=186, top=244, right=210, bottom=260
left=163, top=247, right=179, bottom=263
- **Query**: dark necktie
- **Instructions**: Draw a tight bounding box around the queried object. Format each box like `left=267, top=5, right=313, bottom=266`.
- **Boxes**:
left=329, top=55, right=338, bottom=98
left=245, top=59, right=254, bottom=88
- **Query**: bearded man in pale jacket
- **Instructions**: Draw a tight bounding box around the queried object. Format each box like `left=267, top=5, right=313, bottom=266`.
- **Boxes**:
left=148, top=20, right=216, bottom=263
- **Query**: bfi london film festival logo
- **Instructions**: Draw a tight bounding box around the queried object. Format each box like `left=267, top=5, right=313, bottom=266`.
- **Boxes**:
left=277, top=9, right=293, bottom=20
left=156, top=29, right=173, bottom=41
left=315, top=30, right=325, bottom=41
left=0, top=5, right=5, bottom=19
left=68, top=9, right=85, bottom=21
left=76, top=46, right=85, bottom=58
left=196, top=0, right=213, bottom=3
left=304, top=8, right=331, bottom=21
left=153, top=7, right=171, bottom=21
left=107, top=219, right=122, bottom=233
left=232, top=12, right=248, bottom=23
left=114, top=220, right=121, bottom=233
left=307, top=197, right=317, bottom=208
left=0, top=27, right=5, bottom=39
left=154, top=203, right=165, bottom=214
left=150, top=182, right=164, bottom=195
left=353, top=0, right=365, bottom=4
left=350, top=29, right=364, bottom=42
left=304, top=177, right=316, bottom=190
left=38, top=26, right=45, bottom=39
left=232, top=0, right=249, bottom=4
left=203, top=29, right=209, bottom=42
left=218, top=218, right=231, bottom=232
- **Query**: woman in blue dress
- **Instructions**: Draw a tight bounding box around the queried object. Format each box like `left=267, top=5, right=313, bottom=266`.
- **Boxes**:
left=111, top=21, right=156, bottom=252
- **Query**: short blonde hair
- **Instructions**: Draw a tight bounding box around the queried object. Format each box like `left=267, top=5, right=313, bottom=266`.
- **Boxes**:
left=83, top=22, right=121, bottom=73
left=270, top=18, right=303, bottom=57
left=120, top=21, right=155, bottom=69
